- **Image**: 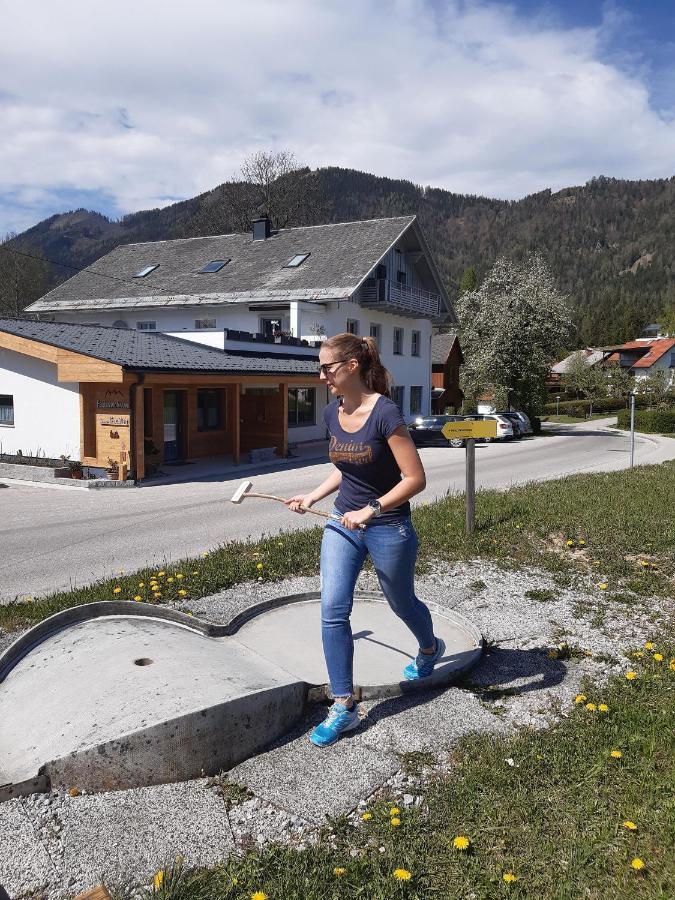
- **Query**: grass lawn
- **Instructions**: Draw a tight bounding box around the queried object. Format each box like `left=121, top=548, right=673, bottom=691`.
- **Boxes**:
left=543, top=413, right=616, bottom=424
left=2, top=461, right=674, bottom=633
left=123, top=646, right=675, bottom=900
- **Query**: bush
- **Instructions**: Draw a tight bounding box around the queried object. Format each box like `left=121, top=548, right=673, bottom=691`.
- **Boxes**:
left=543, top=396, right=650, bottom=417
left=616, top=407, right=675, bottom=433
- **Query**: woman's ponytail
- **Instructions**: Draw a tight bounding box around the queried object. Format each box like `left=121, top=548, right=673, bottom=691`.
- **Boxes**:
left=321, top=332, right=393, bottom=398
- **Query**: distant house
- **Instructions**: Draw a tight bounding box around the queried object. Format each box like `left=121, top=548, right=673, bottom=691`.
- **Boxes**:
left=430, top=332, right=463, bottom=413
left=1, top=216, right=455, bottom=478
left=605, top=337, right=675, bottom=384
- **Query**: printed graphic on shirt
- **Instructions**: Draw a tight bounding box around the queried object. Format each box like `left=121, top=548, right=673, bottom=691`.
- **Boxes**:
left=329, top=435, right=374, bottom=465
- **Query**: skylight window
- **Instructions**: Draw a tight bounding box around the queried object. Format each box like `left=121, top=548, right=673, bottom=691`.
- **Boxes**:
left=199, top=259, right=230, bottom=273
left=285, top=253, right=310, bottom=268
left=133, top=265, right=158, bottom=278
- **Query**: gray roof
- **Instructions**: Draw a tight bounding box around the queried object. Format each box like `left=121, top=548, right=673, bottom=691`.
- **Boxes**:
left=0, top=319, right=319, bottom=376
left=27, top=216, right=447, bottom=314
left=431, top=331, right=459, bottom=364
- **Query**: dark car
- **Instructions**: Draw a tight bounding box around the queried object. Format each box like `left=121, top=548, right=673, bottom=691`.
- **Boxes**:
left=408, top=415, right=466, bottom=447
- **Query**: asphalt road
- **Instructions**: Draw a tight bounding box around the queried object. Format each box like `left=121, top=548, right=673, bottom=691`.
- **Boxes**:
left=2, top=420, right=674, bottom=602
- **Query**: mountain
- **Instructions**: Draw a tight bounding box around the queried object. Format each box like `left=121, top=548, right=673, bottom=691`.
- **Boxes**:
left=6, top=168, right=675, bottom=346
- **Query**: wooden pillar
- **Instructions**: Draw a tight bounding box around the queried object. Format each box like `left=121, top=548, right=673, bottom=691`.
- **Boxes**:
left=134, top=382, right=145, bottom=481
left=280, top=381, right=288, bottom=458
left=232, top=383, right=241, bottom=465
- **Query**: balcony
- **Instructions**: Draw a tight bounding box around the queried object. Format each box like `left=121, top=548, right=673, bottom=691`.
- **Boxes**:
left=359, top=278, right=441, bottom=318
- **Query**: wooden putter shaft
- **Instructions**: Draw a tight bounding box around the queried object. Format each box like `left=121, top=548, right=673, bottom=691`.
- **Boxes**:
left=243, top=490, right=338, bottom=521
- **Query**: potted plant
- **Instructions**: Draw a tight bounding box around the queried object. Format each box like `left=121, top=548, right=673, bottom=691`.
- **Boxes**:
left=68, top=460, right=83, bottom=480
left=106, top=457, right=120, bottom=480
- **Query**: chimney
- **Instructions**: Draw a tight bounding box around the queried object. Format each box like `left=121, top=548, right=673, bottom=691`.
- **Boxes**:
left=252, top=217, right=271, bottom=241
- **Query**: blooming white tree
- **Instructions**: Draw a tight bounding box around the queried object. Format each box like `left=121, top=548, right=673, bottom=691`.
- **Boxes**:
left=457, top=254, right=573, bottom=414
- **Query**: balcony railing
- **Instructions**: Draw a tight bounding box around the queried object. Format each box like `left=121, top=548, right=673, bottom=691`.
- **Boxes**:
left=359, top=278, right=441, bottom=318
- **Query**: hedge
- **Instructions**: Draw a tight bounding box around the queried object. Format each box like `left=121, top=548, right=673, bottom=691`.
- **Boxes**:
left=543, top=396, right=650, bottom=417
left=616, top=407, right=675, bottom=433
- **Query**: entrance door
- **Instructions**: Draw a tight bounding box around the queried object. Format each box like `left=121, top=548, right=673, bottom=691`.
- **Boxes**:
left=163, top=391, right=183, bottom=462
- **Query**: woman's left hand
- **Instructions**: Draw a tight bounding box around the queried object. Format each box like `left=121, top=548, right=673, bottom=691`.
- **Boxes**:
left=340, top=507, right=375, bottom=530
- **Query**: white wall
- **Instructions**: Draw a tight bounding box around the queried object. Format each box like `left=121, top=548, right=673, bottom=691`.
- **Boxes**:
left=0, top=350, right=81, bottom=459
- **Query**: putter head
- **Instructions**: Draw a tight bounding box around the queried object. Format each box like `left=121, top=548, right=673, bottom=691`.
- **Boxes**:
left=230, top=480, right=253, bottom=504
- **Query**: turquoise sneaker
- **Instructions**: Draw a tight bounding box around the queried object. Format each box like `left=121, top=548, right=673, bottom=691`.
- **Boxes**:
left=403, top=637, right=446, bottom=681
left=310, top=702, right=360, bottom=747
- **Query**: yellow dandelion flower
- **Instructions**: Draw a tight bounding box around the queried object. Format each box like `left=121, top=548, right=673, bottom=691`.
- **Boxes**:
left=390, top=807, right=400, bottom=816
left=574, top=694, right=587, bottom=704
left=598, top=583, right=608, bottom=590
left=502, top=872, right=518, bottom=883
left=153, top=591, right=162, bottom=598
left=566, top=539, right=575, bottom=547
left=578, top=539, right=586, bottom=546
left=644, top=641, right=655, bottom=650
left=133, top=595, right=142, bottom=602
left=393, top=869, right=412, bottom=881
left=610, top=750, right=622, bottom=758
left=452, top=836, right=471, bottom=851
left=251, top=892, right=268, bottom=900
left=639, top=560, right=650, bottom=567
left=625, top=671, right=637, bottom=680
left=653, top=653, right=663, bottom=662
left=138, top=582, right=145, bottom=587
left=176, top=573, right=184, bottom=579
left=277, top=542, right=284, bottom=547
left=192, top=570, right=199, bottom=575
left=630, top=858, right=645, bottom=870
left=632, top=651, right=644, bottom=658
left=178, top=589, right=187, bottom=597
left=201, top=552, right=209, bottom=558
left=585, top=702, right=597, bottom=711
left=623, top=821, right=638, bottom=830
left=113, top=587, right=122, bottom=594
left=391, top=817, right=401, bottom=826
left=153, top=870, right=164, bottom=889
left=333, top=867, right=346, bottom=876
left=361, top=812, right=372, bottom=821
left=598, top=704, right=609, bottom=712
left=167, top=577, right=174, bottom=583
left=256, top=563, right=263, bottom=570
left=669, top=659, right=675, bottom=671
left=158, top=571, right=166, bottom=577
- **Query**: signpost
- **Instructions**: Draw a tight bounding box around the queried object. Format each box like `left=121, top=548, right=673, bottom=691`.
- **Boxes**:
left=441, top=419, right=498, bottom=533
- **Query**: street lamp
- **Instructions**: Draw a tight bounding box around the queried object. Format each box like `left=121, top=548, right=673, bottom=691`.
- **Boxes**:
left=629, top=390, right=636, bottom=468
left=556, top=395, right=561, bottom=416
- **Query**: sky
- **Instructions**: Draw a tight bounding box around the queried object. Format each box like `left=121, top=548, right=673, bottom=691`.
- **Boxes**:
left=1, top=0, right=674, bottom=235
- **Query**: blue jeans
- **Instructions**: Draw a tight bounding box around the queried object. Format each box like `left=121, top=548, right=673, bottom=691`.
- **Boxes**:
left=320, top=513, right=435, bottom=696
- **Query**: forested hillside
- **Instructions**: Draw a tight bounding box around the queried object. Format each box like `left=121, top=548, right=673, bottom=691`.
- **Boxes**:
left=4, top=168, right=675, bottom=346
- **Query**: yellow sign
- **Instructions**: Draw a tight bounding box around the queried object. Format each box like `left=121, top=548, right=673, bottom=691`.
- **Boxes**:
left=441, top=420, right=497, bottom=440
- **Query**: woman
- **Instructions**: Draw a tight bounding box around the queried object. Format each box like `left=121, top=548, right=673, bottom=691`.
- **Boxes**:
left=285, top=332, right=445, bottom=747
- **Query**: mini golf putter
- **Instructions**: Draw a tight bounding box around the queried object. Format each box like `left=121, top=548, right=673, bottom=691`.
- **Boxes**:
left=230, top=480, right=365, bottom=528
left=0, top=593, right=482, bottom=799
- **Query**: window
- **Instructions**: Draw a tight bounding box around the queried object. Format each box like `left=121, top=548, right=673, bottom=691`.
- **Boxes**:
left=393, top=327, right=404, bottom=355
left=197, top=389, right=222, bottom=431
left=391, top=386, right=404, bottom=412
left=346, top=319, right=359, bottom=336
left=195, top=318, right=217, bottom=329
left=136, top=321, right=156, bottom=331
left=133, top=265, right=158, bottom=278
left=199, top=259, right=230, bottom=273
left=0, top=395, right=14, bottom=426
left=410, top=386, right=423, bottom=415
left=396, top=270, right=407, bottom=286
left=285, top=253, right=310, bottom=268
left=369, top=323, right=381, bottom=348
left=411, top=330, right=421, bottom=357
left=288, top=387, right=315, bottom=426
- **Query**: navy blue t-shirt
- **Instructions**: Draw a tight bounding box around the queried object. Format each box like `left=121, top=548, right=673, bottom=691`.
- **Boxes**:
left=323, top=395, right=410, bottom=523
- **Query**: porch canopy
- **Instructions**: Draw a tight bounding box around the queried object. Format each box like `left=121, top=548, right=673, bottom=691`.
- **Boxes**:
left=0, top=319, right=320, bottom=479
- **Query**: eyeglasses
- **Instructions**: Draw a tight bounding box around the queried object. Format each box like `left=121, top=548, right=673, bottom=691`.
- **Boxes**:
left=319, top=359, right=350, bottom=376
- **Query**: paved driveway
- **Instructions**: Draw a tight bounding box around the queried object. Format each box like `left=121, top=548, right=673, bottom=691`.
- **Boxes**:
left=2, top=420, right=673, bottom=602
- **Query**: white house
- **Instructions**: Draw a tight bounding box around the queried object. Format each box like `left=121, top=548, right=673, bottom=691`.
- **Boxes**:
left=0, top=216, right=455, bottom=477
left=606, top=338, right=675, bottom=385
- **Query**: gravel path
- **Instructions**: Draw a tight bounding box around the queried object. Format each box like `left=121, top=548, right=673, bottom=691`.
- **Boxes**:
left=0, top=560, right=671, bottom=899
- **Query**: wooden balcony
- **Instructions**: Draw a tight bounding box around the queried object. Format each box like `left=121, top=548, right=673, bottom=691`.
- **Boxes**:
left=359, top=278, right=441, bottom=318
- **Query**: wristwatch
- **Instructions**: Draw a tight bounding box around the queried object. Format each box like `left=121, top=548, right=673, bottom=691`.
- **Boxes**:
left=368, top=499, right=383, bottom=518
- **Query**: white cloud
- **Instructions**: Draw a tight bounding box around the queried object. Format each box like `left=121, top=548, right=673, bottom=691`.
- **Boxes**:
left=1, top=0, right=674, bottom=233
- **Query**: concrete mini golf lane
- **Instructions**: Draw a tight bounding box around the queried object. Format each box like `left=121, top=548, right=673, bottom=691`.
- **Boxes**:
left=0, top=593, right=482, bottom=798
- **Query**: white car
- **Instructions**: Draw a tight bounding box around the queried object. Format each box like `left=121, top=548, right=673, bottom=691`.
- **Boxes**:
left=464, top=414, right=515, bottom=441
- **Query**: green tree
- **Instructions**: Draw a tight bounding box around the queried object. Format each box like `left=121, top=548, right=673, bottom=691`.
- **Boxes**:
left=635, top=370, right=674, bottom=408
left=0, top=234, right=51, bottom=318
left=659, top=304, right=675, bottom=337
left=459, top=265, right=477, bottom=294
left=457, top=254, right=573, bottom=415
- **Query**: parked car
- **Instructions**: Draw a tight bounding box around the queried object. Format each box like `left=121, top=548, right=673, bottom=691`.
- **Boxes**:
left=408, top=415, right=467, bottom=447
left=496, top=410, right=533, bottom=435
left=463, top=413, right=515, bottom=441
left=496, top=412, right=525, bottom=439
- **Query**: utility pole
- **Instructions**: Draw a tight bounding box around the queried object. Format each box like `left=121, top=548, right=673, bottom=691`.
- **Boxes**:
left=629, top=391, right=636, bottom=468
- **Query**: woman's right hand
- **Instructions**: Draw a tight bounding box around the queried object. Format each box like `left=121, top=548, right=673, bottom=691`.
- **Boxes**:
left=285, top=493, right=316, bottom=514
